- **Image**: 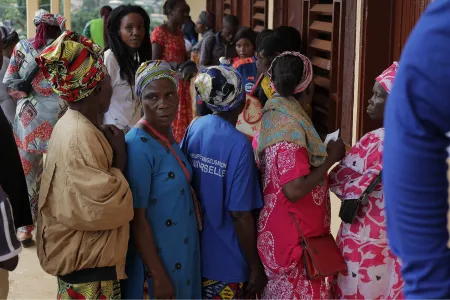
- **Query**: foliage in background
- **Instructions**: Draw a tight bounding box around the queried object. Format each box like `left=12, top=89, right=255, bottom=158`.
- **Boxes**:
left=0, top=0, right=28, bottom=39
left=0, top=0, right=163, bottom=40
left=71, top=0, right=163, bottom=37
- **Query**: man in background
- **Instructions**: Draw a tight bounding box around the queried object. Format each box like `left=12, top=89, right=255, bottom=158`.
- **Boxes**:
left=82, top=5, right=112, bottom=48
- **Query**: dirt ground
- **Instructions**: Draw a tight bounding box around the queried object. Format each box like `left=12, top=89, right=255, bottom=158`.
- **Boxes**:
left=8, top=245, right=55, bottom=299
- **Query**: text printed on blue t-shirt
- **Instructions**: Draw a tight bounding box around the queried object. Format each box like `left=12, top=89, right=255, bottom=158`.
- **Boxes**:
left=189, top=153, right=227, bottom=178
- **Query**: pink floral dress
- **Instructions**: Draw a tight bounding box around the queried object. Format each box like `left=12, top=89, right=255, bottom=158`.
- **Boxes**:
left=257, top=141, right=331, bottom=299
left=329, top=128, right=404, bottom=299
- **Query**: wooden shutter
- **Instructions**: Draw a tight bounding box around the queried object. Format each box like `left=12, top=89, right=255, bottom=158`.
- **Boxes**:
left=302, top=0, right=345, bottom=138
left=252, top=0, right=268, bottom=32
left=223, top=0, right=232, bottom=16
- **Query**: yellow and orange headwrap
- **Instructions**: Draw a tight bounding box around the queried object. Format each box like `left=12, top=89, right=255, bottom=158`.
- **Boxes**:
left=36, top=30, right=107, bottom=102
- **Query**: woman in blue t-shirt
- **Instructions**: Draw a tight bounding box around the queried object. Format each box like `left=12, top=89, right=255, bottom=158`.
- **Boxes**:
left=182, top=57, right=267, bottom=299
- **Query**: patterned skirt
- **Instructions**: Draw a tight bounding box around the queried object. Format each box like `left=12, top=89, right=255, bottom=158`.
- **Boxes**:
left=57, top=278, right=121, bottom=300
left=202, top=278, right=247, bottom=299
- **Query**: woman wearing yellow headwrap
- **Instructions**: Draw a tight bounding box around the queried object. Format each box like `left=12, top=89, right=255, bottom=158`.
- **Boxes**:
left=36, top=31, right=133, bottom=299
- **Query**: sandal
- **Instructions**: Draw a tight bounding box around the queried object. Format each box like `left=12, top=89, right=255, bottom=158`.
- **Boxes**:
left=20, top=238, right=34, bottom=248
left=17, top=232, right=34, bottom=248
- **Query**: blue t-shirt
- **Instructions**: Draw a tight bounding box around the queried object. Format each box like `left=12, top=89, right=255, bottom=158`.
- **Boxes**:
left=181, top=115, right=263, bottom=283
left=233, top=57, right=257, bottom=94
left=384, top=1, right=450, bottom=298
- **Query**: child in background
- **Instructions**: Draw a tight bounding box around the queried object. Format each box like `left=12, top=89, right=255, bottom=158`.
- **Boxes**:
left=232, top=27, right=257, bottom=93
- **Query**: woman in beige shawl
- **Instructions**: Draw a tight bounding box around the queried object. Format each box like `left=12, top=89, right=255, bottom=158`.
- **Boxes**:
left=36, top=31, right=133, bottom=299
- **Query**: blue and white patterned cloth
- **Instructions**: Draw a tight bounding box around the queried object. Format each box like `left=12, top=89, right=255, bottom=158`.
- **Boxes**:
left=194, top=57, right=245, bottom=112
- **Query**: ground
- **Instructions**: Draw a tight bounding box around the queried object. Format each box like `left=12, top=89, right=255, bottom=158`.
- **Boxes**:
left=8, top=245, right=55, bottom=299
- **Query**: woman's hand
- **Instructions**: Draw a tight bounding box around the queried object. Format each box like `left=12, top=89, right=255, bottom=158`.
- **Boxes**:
left=151, top=269, right=176, bottom=299
left=179, top=61, right=198, bottom=81
left=326, top=138, right=346, bottom=164
left=246, top=264, right=267, bottom=298
left=100, top=125, right=127, bottom=171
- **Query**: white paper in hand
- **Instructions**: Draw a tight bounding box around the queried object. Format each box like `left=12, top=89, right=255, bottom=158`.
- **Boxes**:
left=324, top=129, right=340, bottom=147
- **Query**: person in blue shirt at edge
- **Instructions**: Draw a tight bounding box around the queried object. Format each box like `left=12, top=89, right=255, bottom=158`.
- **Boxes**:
left=383, top=0, right=450, bottom=298
left=232, top=27, right=258, bottom=94
left=182, top=57, right=267, bottom=299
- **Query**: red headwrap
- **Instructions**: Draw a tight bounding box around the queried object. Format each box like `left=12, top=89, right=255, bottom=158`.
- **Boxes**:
left=376, top=62, right=399, bottom=94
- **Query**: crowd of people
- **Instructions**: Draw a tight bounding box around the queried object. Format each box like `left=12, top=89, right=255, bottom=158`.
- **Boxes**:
left=1, top=0, right=450, bottom=299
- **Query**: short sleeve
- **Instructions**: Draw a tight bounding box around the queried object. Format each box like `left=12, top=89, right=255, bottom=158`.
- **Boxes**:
left=228, top=142, right=263, bottom=212
left=276, top=142, right=310, bottom=186
left=125, top=134, right=153, bottom=209
left=151, top=26, right=165, bottom=46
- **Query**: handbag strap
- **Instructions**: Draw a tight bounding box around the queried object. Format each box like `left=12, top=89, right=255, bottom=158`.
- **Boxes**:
left=138, top=119, right=191, bottom=182
left=289, top=211, right=306, bottom=240
left=359, top=171, right=382, bottom=202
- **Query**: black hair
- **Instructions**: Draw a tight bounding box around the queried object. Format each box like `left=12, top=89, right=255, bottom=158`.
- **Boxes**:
left=107, top=5, right=152, bottom=86
left=163, top=0, right=186, bottom=16
left=271, top=55, right=304, bottom=97
left=233, top=27, right=257, bottom=47
left=100, top=5, right=112, bottom=17
left=274, top=26, right=302, bottom=52
left=256, top=29, right=273, bottom=51
left=100, top=6, right=113, bottom=49
left=2, top=32, right=19, bottom=50
left=258, top=34, right=286, bottom=57
left=223, top=15, right=239, bottom=27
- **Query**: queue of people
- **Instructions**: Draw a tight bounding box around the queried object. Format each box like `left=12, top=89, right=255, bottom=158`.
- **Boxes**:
left=0, top=0, right=435, bottom=299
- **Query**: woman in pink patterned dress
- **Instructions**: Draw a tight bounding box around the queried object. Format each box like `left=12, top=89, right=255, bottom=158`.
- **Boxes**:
left=329, top=62, right=404, bottom=299
left=255, top=52, right=346, bottom=299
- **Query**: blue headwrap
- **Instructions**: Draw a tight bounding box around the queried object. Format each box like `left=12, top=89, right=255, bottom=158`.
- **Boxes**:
left=194, top=57, right=245, bottom=112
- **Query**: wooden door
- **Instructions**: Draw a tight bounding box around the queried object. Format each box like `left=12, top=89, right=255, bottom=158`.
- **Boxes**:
left=273, top=0, right=303, bottom=31
left=357, top=0, right=432, bottom=138
left=393, top=0, right=433, bottom=61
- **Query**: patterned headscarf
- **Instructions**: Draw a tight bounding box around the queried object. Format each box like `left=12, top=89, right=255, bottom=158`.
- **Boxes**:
left=33, top=9, right=66, bottom=31
left=376, top=62, right=399, bottom=94
left=36, top=31, right=107, bottom=103
left=135, top=60, right=178, bottom=99
left=268, top=51, right=313, bottom=95
left=194, top=57, right=245, bottom=112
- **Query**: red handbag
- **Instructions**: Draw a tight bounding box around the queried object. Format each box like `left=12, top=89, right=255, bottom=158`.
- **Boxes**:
left=289, top=212, right=347, bottom=280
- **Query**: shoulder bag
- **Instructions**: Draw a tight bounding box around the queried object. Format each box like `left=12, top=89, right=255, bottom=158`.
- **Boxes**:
left=138, top=119, right=203, bottom=231
left=339, top=171, right=382, bottom=224
left=236, top=74, right=264, bottom=139
left=289, top=212, right=347, bottom=280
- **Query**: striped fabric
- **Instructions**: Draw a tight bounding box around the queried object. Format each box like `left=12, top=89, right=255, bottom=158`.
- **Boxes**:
left=0, top=186, right=21, bottom=262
